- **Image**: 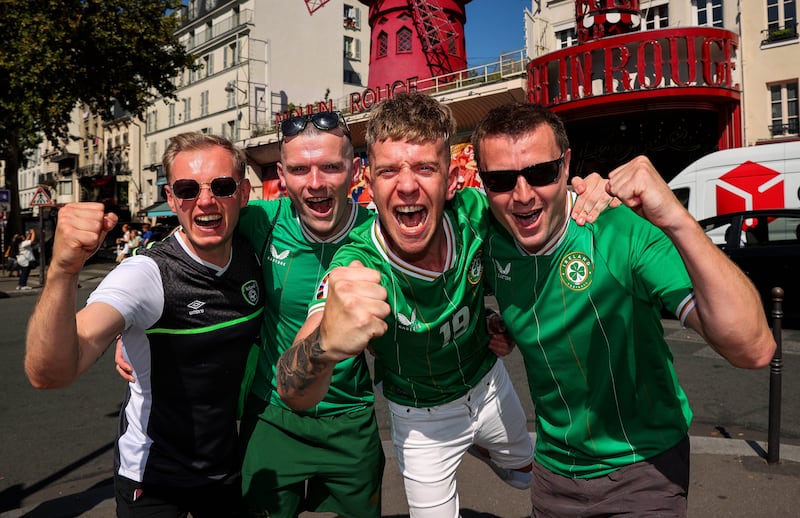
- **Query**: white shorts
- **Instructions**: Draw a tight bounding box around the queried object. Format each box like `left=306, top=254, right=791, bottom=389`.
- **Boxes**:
left=387, top=358, right=534, bottom=518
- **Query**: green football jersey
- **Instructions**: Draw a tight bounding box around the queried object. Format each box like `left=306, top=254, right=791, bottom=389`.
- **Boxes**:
left=238, top=198, right=375, bottom=416
left=310, top=188, right=497, bottom=408
left=484, top=193, right=695, bottom=478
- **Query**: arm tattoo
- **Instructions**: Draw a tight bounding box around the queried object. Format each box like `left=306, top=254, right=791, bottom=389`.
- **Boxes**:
left=277, top=326, right=334, bottom=396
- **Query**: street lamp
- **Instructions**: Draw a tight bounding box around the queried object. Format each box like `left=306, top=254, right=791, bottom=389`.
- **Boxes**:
left=225, top=81, right=247, bottom=95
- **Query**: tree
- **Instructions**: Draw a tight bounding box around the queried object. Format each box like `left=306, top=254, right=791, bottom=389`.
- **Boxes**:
left=0, top=0, right=197, bottom=240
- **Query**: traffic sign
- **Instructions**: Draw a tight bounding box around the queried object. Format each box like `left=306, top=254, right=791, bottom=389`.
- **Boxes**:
left=29, top=186, right=53, bottom=207
left=0, top=188, right=9, bottom=212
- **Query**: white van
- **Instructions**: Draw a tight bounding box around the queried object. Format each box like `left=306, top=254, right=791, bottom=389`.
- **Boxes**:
left=668, top=141, right=800, bottom=221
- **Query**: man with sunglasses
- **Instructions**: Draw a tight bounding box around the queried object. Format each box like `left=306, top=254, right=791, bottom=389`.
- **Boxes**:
left=275, top=93, right=541, bottom=518
left=471, top=102, right=775, bottom=516
left=26, top=133, right=263, bottom=517
left=235, top=110, right=384, bottom=517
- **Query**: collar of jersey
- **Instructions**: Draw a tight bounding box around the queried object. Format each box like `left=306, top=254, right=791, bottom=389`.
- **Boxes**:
left=515, top=191, right=575, bottom=256
left=371, top=211, right=456, bottom=281
left=298, top=199, right=358, bottom=244
left=173, top=229, right=230, bottom=274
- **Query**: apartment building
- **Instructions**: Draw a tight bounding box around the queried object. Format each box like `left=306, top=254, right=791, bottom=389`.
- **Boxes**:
left=141, top=0, right=371, bottom=209
left=740, top=0, right=799, bottom=144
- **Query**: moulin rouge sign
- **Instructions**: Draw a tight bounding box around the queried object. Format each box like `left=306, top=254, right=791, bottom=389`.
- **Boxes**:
left=275, top=77, right=419, bottom=124
left=527, top=27, right=740, bottom=108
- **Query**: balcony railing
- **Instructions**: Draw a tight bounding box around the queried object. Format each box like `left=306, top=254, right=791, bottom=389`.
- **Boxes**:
left=186, top=9, right=253, bottom=50
left=770, top=119, right=800, bottom=136
left=260, top=49, right=527, bottom=135
left=762, top=23, right=798, bottom=45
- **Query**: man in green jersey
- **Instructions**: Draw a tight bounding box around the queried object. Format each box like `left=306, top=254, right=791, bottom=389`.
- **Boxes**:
left=471, top=102, right=776, bottom=516
left=277, top=92, right=537, bottom=518
left=117, top=114, right=384, bottom=517
left=236, top=112, right=384, bottom=517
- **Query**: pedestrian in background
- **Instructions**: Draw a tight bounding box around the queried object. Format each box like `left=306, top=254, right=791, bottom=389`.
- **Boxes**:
left=16, top=229, right=36, bottom=290
left=4, top=234, right=20, bottom=277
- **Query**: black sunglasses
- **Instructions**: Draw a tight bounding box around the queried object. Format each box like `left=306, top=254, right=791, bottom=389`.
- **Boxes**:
left=480, top=154, right=565, bottom=193
left=280, top=111, right=351, bottom=140
left=170, top=177, right=242, bottom=200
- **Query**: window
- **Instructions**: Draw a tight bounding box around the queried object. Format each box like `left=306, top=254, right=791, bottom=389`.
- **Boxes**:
left=183, top=97, right=192, bottom=122
left=226, top=83, right=235, bottom=109
left=200, top=91, right=209, bottom=117
left=768, top=0, right=797, bottom=31
left=223, top=120, right=236, bottom=141
left=642, top=4, right=669, bottom=30
left=397, top=27, right=413, bottom=53
left=168, top=104, right=175, bottom=127
left=344, top=69, right=361, bottom=85
left=448, top=37, right=458, bottom=56
left=765, top=0, right=798, bottom=42
left=770, top=81, right=799, bottom=136
left=344, top=4, right=360, bottom=30
left=227, top=42, right=239, bottom=67
left=147, top=111, right=157, bottom=133
left=344, top=36, right=360, bottom=60
left=203, top=54, right=213, bottom=77
left=59, top=181, right=72, bottom=196
left=150, top=142, right=158, bottom=165
left=694, top=0, right=723, bottom=27
left=555, top=27, right=577, bottom=49
left=378, top=31, right=388, bottom=58
left=188, top=0, right=197, bottom=19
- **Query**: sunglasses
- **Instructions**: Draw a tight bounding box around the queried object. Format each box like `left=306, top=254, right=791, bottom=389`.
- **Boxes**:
left=170, top=177, right=242, bottom=200
left=280, top=111, right=351, bottom=140
left=480, top=154, right=565, bottom=193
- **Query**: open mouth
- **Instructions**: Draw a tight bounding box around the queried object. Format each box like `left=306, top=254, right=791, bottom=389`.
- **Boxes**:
left=307, top=197, right=334, bottom=215
left=195, top=214, right=222, bottom=228
left=513, top=208, right=542, bottom=227
left=395, top=205, right=427, bottom=231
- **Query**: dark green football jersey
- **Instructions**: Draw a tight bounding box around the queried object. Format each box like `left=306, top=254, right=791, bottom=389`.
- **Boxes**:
left=311, top=188, right=497, bottom=407
left=484, top=193, right=695, bottom=478
left=238, top=198, right=375, bottom=416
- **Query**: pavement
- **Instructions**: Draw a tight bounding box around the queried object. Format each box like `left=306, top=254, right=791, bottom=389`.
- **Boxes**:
left=2, top=261, right=800, bottom=517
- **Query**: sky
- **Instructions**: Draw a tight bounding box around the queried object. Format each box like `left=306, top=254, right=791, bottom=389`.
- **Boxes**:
left=464, top=0, right=529, bottom=67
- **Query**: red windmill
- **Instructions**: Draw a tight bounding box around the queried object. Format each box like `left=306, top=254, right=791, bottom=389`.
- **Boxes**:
left=358, top=1, right=471, bottom=92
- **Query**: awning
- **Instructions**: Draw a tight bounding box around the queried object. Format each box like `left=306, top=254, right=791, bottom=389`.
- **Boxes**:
left=138, top=201, right=174, bottom=218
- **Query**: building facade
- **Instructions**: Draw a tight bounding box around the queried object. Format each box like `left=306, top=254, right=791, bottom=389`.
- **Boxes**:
left=10, top=0, right=798, bottom=221
left=523, top=0, right=799, bottom=179
left=141, top=0, right=371, bottom=209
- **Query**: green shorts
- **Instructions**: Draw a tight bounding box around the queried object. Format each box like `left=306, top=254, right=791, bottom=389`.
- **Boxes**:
left=240, top=400, right=384, bottom=518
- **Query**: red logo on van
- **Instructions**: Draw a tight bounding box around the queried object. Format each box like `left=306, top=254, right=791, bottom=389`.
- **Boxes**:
left=715, top=161, right=784, bottom=215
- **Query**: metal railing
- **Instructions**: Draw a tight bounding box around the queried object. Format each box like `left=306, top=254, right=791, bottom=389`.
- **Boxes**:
left=770, top=119, right=800, bottom=137
left=186, top=9, right=253, bottom=51
left=255, top=49, right=527, bottom=139
left=761, top=22, right=798, bottom=45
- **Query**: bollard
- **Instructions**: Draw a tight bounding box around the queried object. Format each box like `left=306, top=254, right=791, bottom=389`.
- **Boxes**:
left=767, top=287, right=783, bottom=464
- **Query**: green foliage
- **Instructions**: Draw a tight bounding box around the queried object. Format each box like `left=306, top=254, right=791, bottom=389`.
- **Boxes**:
left=0, top=0, right=197, bottom=235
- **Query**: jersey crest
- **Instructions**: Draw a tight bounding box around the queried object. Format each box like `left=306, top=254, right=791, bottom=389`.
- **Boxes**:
left=242, top=279, right=261, bottom=306
left=467, top=255, right=483, bottom=285
left=559, top=251, right=593, bottom=291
